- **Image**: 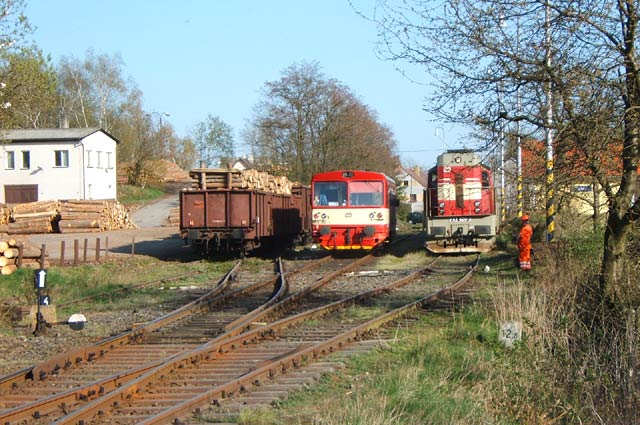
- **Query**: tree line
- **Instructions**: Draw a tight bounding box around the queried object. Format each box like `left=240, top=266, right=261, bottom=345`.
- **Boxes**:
left=0, top=1, right=399, bottom=186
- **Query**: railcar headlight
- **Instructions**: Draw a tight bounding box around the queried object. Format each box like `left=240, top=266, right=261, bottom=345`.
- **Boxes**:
left=321, top=213, right=328, bottom=219
left=474, top=201, right=481, bottom=207
left=474, top=208, right=480, bottom=213
left=439, top=209, right=445, bottom=215
left=369, top=212, right=375, bottom=219
left=313, top=213, right=319, bottom=219
left=439, top=202, right=445, bottom=208
left=377, top=212, right=383, bottom=219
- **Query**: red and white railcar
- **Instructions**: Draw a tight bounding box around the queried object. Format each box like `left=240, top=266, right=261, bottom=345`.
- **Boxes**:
left=424, top=149, right=498, bottom=252
left=311, top=170, right=398, bottom=250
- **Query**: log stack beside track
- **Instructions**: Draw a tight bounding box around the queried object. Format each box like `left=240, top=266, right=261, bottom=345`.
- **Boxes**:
left=0, top=238, right=48, bottom=274
left=0, top=199, right=136, bottom=235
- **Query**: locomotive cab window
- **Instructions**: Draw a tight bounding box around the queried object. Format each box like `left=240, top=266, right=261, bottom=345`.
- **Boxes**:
left=314, top=182, right=347, bottom=206
left=349, top=181, right=383, bottom=206
left=482, top=170, right=490, bottom=188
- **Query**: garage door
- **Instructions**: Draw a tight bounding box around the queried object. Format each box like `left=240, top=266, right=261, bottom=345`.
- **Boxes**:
left=4, top=185, right=38, bottom=204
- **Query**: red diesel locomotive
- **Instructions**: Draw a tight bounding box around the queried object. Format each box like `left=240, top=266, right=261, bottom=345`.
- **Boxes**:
left=424, top=149, right=498, bottom=253
left=311, top=170, right=398, bottom=250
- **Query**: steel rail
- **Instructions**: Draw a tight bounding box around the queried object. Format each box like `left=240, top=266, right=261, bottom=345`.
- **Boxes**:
left=0, top=262, right=241, bottom=391
left=57, top=254, right=474, bottom=424
left=0, top=255, right=335, bottom=423
left=140, top=255, right=479, bottom=425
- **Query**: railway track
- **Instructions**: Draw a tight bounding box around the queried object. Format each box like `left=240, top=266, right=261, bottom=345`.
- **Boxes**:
left=0, top=252, right=365, bottom=423
left=0, top=237, right=483, bottom=424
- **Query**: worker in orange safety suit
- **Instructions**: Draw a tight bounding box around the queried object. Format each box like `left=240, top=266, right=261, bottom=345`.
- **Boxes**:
left=518, top=214, right=533, bottom=270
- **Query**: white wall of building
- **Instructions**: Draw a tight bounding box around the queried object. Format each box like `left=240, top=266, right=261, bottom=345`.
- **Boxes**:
left=81, top=132, right=117, bottom=200
left=0, top=130, right=117, bottom=203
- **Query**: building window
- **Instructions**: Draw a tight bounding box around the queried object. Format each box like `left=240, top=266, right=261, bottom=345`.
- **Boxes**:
left=410, top=193, right=417, bottom=203
left=106, top=152, right=113, bottom=169
left=97, top=151, right=102, bottom=168
left=403, top=180, right=409, bottom=186
left=5, top=151, right=14, bottom=169
left=87, top=150, right=92, bottom=167
left=54, top=150, right=69, bottom=167
left=21, top=151, right=30, bottom=169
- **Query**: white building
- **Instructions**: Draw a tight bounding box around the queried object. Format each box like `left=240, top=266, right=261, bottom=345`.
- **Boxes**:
left=0, top=128, right=119, bottom=204
left=397, top=166, right=429, bottom=213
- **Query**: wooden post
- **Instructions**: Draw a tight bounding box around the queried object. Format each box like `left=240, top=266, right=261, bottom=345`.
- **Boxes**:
left=105, top=237, right=109, bottom=260
left=74, top=239, right=79, bottom=266
left=40, top=244, right=46, bottom=269
left=60, top=241, right=65, bottom=266
left=131, top=236, right=135, bottom=257
left=83, top=238, right=88, bottom=263
left=16, top=242, right=23, bottom=268
left=95, top=238, right=101, bottom=262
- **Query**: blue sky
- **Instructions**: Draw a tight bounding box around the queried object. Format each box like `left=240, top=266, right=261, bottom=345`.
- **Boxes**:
left=25, top=0, right=466, bottom=167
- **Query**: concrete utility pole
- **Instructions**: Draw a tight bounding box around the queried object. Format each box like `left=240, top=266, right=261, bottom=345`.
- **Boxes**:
left=544, top=0, right=555, bottom=242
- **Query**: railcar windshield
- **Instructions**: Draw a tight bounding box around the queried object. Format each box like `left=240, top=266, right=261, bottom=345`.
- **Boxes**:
left=349, top=181, right=384, bottom=206
left=314, top=182, right=348, bottom=206
left=313, top=180, right=384, bottom=207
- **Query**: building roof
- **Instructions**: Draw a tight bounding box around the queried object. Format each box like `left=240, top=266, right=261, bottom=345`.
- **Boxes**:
left=400, top=166, right=429, bottom=187
left=1, top=128, right=120, bottom=143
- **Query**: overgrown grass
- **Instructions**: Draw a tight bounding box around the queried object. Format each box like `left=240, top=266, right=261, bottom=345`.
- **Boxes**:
left=238, top=225, right=638, bottom=424
left=256, top=308, right=498, bottom=425
left=0, top=257, right=235, bottom=330
left=117, top=184, right=165, bottom=205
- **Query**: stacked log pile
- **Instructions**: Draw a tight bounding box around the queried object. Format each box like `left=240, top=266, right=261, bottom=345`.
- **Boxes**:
left=0, top=239, right=47, bottom=275
left=8, top=201, right=58, bottom=234
left=189, top=168, right=293, bottom=195
left=0, top=204, right=10, bottom=233
left=0, top=239, right=19, bottom=275
left=166, top=206, right=180, bottom=226
left=58, top=200, right=137, bottom=233
left=17, top=241, right=49, bottom=270
left=0, top=200, right=136, bottom=235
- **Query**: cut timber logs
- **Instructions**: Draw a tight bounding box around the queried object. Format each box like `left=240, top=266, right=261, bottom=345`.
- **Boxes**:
left=2, top=199, right=136, bottom=235
left=2, top=248, right=19, bottom=258
left=0, top=239, right=47, bottom=274
left=8, top=200, right=57, bottom=234
left=1, top=264, right=17, bottom=275
left=166, top=207, right=180, bottom=226
left=189, top=168, right=293, bottom=195
left=58, top=199, right=136, bottom=232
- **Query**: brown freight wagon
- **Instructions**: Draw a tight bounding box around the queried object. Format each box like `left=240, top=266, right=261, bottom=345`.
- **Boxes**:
left=179, top=185, right=311, bottom=257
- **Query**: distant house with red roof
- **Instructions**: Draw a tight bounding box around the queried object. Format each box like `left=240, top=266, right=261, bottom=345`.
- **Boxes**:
left=516, top=139, right=639, bottom=217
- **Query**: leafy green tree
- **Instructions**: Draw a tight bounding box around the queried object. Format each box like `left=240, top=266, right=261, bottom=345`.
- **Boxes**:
left=0, top=0, right=31, bottom=50
left=0, top=46, right=58, bottom=128
left=191, top=114, right=235, bottom=168
left=174, top=136, right=198, bottom=171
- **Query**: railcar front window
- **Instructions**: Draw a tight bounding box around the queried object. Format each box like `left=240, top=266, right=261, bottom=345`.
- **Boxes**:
left=349, top=181, right=384, bottom=206
left=314, top=182, right=347, bottom=206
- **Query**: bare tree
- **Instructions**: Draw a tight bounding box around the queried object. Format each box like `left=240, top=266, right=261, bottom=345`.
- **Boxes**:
left=57, top=49, right=130, bottom=133
left=366, top=0, right=639, bottom=305
left=247, top=61, right=398, bottom=183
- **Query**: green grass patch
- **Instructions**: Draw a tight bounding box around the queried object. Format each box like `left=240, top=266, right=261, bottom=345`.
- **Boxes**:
left=0, top=257, right=233, bottom=328
left=261, top=308, right=500, bottom=425
left=117, top=184, right=165, bottom=205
